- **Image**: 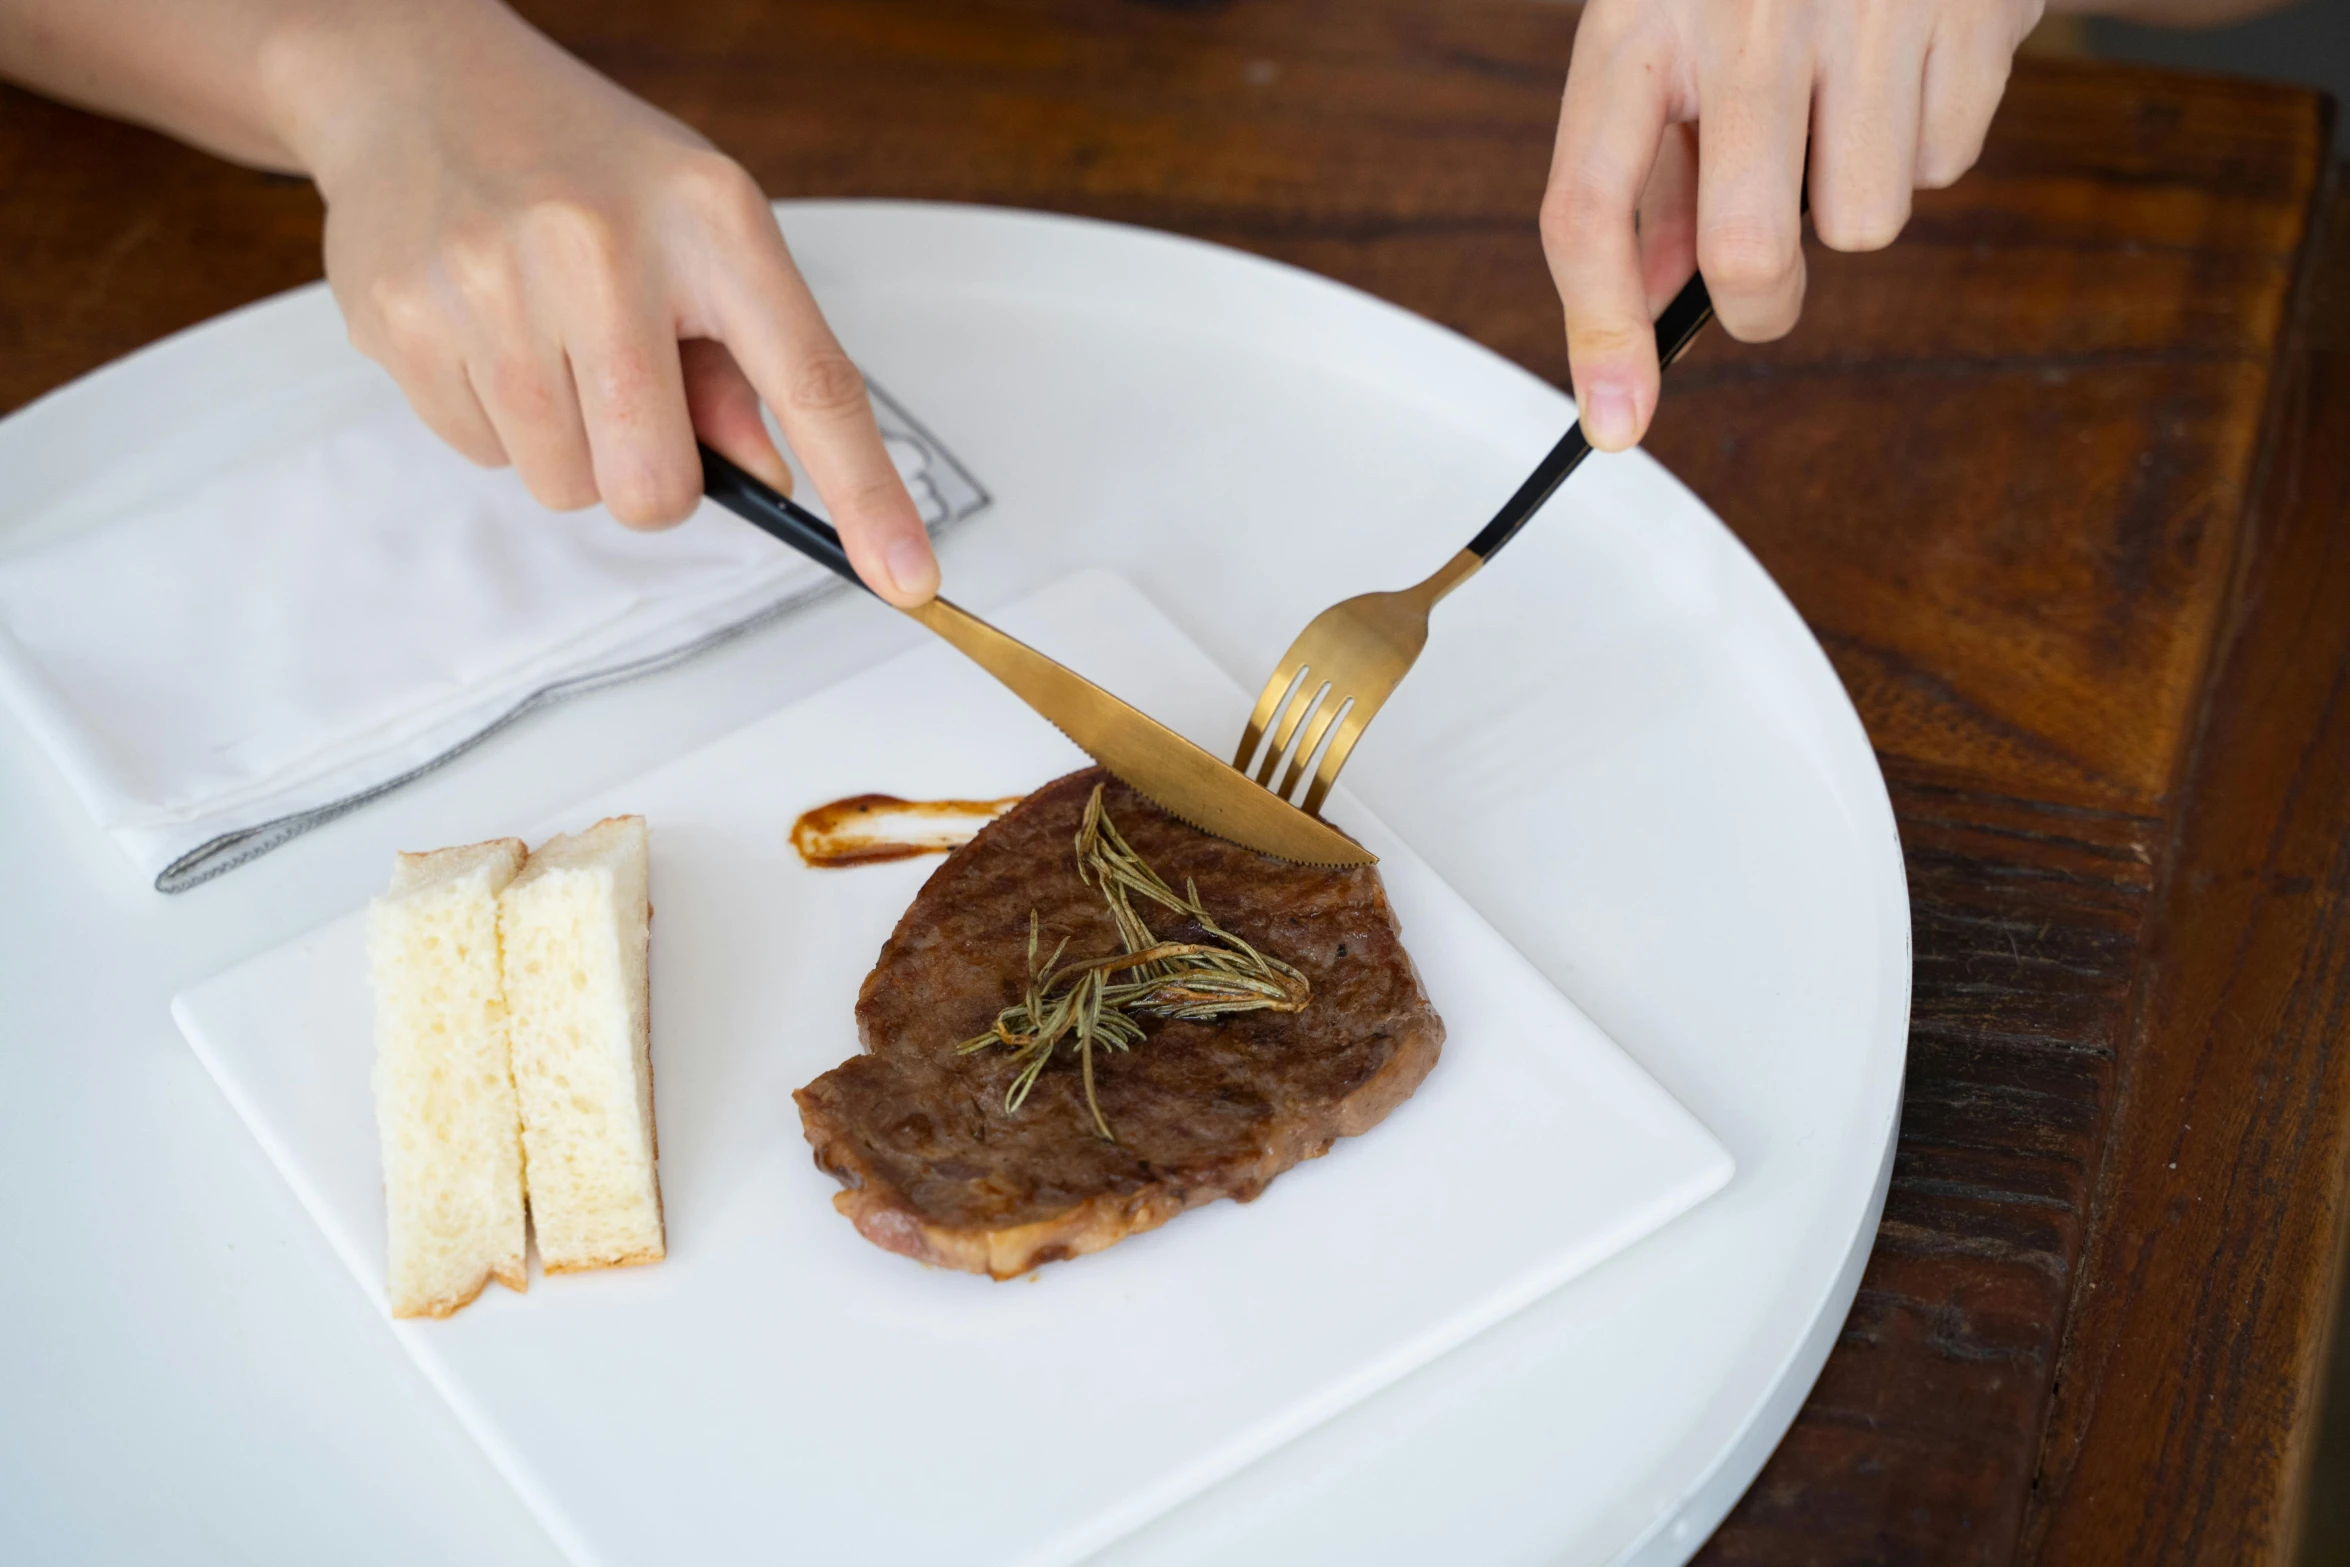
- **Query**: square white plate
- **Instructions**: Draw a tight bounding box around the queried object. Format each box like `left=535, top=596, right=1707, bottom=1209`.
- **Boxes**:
left=173, top=568, right=1732, bottom=1567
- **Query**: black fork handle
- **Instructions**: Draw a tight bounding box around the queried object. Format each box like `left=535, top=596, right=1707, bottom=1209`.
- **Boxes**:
left=1461, top=268, right=1716, bottom=563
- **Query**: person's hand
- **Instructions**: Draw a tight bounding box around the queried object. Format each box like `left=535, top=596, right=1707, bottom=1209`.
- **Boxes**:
left=1541, top=0, right=2043, bottom=452
left=276, top=2, right=938, bottom=604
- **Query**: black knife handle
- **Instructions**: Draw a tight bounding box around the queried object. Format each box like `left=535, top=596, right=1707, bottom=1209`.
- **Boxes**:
left=700, top=443, right=873, bottom=595
left=1461, top=268, right=1716, bottom=563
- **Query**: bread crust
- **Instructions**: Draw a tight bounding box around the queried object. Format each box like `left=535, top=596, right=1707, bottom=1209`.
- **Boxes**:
left=542, top=1248, right=665, bottom=1275
left=387, top=836, right=526, bottom=896
left=393, top=1256, right=524, bottom=1320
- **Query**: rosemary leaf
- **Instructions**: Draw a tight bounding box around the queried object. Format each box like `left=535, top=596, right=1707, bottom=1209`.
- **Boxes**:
left=959, top=785, right=1312, bottom=1139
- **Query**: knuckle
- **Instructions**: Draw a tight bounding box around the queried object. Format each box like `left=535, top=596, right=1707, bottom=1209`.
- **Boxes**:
left=1713, top=282, right=1804, bottom=344
left=1812, top=197, right=1908, bottom=254
left=1564, top=320, right=1654, bottom=362
left=603, top=467, right=700, bottom=530
left=447, top=431, right=507, bottom=470
left=1569, top=1, right=1653, bottom=64
left=785, top=352, right=868, bottom=417
left=1917, top=51, right=2009, bottom=189
left=677, top=152, right=770, bottom=230
left=523, top=465, right=599, bottom=513
left=1698, top=218, right=1800, bottom=295
left=1538, top=194, right=1576, bottom=256
left=525, top=194, right=625, bottom=271
left=342, top=311, right=384, bottom=362
left=1539, top=177, right=1616, bottom=256
left=485, top=356, right=554, bottom=422
left=359, top=274, right=438, bottom=354
left=584, top=346, right=662, bottom=426
left=427, top=412, right=506, bottom=470
left=833, top=472, right=910, bottom=527
left=1915, top=133, right=1985, bottom=190
left=444, top=231, right=522, bottom=313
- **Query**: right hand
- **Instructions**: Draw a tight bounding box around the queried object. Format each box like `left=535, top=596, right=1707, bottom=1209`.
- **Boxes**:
left=277, top=2, right=939, bottom=604
left=1541, top=0, right=2042, bottom=455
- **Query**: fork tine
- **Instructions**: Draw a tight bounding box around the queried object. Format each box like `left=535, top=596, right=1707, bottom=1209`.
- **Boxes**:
left=1256, top=678, right=1330, bottom=788
left=1236, top=548, right=1485, bottom=820
left=1276, top=692, right=1351, bottom=802
left=1300, top=698, right=1377, bottom=815
left=1234, top=661, right=1308, bottom=772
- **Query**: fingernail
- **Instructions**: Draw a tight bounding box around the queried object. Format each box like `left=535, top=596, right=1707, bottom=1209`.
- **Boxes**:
left=886, top=535, right=936, bottom=599
left=1581, top=380, right=1638, bottom=451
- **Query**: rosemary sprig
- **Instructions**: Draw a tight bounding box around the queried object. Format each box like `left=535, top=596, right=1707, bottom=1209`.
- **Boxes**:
left=958, top=785, right=1311, bottom=1139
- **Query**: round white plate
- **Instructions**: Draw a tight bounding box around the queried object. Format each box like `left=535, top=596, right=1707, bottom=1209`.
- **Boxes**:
left=0, top=201, right=1906, bottom=1566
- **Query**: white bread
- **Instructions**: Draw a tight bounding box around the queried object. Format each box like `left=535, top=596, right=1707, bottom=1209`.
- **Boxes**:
left=501, top=815, right=664, bottom=1272
left=367, top=837, right=530, bottom=1318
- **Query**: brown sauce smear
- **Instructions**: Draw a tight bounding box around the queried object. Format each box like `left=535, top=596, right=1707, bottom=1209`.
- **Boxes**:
left=791, top=794, right=1025, bottom=868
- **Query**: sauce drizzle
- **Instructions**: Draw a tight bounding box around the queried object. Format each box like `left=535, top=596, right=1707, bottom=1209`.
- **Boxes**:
left=790, top=793, right=1025, bottom=869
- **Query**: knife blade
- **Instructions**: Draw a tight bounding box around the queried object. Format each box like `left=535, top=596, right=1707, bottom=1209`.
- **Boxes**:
left=904, top=596, right=1374, bottom=866
left=701, top=446, right=1376, bottom=867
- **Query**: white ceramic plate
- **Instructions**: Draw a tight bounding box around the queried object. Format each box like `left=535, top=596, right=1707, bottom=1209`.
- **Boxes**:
left=0, top=201, right=1907, bottom=1566
left=173, top=569, right=1733, bottom=1567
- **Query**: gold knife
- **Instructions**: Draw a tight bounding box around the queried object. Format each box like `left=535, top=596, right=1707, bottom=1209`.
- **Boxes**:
left=702, top=447, right=1374, bottom=867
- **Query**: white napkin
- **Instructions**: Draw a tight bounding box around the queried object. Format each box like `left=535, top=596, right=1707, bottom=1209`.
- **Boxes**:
left=0, top=386, right=986, bottom=891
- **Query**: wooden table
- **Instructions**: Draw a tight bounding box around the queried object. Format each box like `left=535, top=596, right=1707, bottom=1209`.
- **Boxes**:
left=3, top=3, right=2343, bottom=1560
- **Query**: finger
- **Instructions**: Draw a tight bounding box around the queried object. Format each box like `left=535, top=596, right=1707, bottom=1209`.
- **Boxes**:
left=433, top=226, right=603, bottom=511
left=466, top=335, right=600, bottom=512
left=1693, top=40, right=1811, bottom=343
left=395, top=354, right=510, bottom=470
left=681, top=339, right=793, bottom=497
left=1637, top=123, right=1701, bottom=318
left=712, top=228, right=935, bottom=605
left=339, top=277, right=509, bottom=468
left=1540, top=5, right=1674, bottom=451
left=1917, top=9, right=2017, bottom=189
left=1809, top=7, right=1926, bottom=252
left=567, top=307, right=703, bottom=531
left=666, top=160, right=931, bottom=599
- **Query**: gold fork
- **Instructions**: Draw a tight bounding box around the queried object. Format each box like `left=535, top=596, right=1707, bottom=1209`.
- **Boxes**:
left=1234, top=272, right=1718, bottom=814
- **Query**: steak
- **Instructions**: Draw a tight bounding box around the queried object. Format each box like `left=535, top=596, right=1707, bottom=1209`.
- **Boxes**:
left=794, top=767, right=1444, bottom=1278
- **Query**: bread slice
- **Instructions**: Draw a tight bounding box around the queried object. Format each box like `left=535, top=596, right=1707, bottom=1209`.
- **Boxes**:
left=367, top=837, right=530, bottom=1318
left=500, top=816, right=664, bottom=1272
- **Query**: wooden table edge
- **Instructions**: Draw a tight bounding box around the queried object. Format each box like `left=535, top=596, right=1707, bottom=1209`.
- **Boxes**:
left=2023, top=151, right=2350, bottom=1564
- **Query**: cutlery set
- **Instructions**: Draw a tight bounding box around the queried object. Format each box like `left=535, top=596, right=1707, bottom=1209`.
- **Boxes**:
left=703, top=271, right=1716, bottom=866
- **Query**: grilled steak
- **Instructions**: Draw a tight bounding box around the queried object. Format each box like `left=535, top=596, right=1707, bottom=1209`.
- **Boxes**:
left=794, top=767, right=1443, bottom=1278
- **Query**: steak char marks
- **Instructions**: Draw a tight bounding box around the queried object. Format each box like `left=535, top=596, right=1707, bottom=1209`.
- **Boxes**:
left=794, top=768, right=1444, bottom=1278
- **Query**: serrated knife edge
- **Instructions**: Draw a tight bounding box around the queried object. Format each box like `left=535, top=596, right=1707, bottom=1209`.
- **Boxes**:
left=906, top=597, right=1376, bottom=868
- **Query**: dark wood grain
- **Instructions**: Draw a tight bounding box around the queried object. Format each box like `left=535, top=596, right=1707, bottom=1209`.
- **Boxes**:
left=0, top=90, right=322, bottom=412
left=1, top=4, right=2342, bottom=1560
left=1705, top=770, right=2157, bottom=1564
left=2023, top=170, right=2350, bottom=1567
